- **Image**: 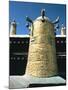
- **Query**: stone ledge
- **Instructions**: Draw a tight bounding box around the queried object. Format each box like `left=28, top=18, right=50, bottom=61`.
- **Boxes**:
left=9, top=75, right=66, bottom=89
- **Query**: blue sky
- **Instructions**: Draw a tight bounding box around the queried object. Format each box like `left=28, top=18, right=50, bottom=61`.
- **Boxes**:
left=9, top=1, right=66, bottom=35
